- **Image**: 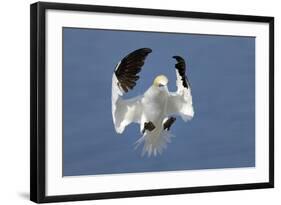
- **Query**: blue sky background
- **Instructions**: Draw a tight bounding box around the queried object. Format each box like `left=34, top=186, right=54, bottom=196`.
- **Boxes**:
left=63, top=28, right=255, bottom=176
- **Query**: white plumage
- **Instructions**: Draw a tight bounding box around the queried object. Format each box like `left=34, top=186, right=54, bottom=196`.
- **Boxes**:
left=112, top=48, right=194, bottom=156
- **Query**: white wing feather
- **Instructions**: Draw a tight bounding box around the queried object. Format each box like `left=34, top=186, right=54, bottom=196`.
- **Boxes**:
left=111, top=73, right=143, bottom=133
left=111, top=48, right=152, bottom=134
left=166, top=58, right=194, bottom=121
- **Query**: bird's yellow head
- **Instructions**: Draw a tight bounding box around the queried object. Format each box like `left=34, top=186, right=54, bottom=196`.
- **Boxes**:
left=153, top=75, right=168, bottom=87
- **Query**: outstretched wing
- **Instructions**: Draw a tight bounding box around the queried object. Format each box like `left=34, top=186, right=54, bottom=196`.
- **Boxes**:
left=112, top=48, right=152, bottom=133
left=166, top=56, right=194, bottom=121
left=115, top=48, right=152, bottom=93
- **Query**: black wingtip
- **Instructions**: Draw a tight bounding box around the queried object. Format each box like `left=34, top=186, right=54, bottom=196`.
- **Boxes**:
left=173, top=56, right=184, bottom=61
left=139, top=48, right=152, bottom=53
left=115, top=48, right=152, bottom=93
left=172, top=55, right=189, bottom=88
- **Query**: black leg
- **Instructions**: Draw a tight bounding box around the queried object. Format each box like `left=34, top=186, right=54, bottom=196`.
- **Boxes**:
left=163, top=117, right=176, bottom=131
left=142, top=121, right=156, bottom=134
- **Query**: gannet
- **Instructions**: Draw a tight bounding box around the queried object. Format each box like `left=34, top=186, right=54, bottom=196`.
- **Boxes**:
left=112, top=48, right=194, bottom=156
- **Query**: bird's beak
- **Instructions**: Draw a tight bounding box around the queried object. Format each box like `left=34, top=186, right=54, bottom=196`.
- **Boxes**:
left=158, top=84, right=164, bottom=87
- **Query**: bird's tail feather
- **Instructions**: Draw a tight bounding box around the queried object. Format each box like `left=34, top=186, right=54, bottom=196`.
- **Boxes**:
left=135, top=131, right=175, bottom=157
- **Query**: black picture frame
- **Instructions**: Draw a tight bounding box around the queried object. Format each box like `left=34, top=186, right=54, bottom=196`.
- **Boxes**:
left=30, top=1, right=274, bottom=203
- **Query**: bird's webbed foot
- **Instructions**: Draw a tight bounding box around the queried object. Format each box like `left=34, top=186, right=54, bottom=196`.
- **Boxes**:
left=142, top=121, right=156, bottom=134
left=163, top=117, right=176, bottom=131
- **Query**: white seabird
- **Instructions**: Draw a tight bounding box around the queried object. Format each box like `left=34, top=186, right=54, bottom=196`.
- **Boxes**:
left=112, top=48, right=194, bottom=156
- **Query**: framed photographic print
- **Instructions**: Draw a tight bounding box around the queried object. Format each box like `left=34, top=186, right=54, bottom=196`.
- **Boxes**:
left=30, top=1, right=274, bottom=203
